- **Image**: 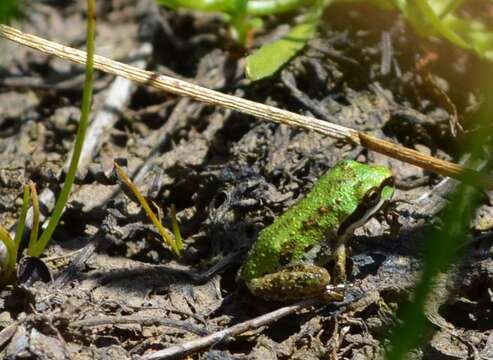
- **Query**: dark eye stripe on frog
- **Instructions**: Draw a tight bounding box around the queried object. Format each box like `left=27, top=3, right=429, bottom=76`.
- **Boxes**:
left=337, top=177, right=393, bottom=237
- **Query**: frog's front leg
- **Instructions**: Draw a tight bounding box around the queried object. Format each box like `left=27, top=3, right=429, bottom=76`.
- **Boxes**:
left=246, top=264, right=330, bottom=301
left=333, top=242, right=347, bottom=284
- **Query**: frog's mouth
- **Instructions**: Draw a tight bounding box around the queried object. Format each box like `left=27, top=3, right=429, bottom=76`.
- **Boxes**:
left=337, top=177, right=394, bottom=240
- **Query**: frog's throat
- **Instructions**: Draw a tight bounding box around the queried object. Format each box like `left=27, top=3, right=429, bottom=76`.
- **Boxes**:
left=337, top=181, right=394, bottom=241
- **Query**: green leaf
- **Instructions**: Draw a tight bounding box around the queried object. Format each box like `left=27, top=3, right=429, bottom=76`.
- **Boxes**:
left=246, top=18, right=317, bottom=81
left=246, top=0, right=332, bottom=81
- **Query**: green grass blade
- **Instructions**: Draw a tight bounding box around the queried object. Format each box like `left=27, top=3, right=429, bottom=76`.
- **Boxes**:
left=415, top=0, right=469, bottom=50
left=437, top=0, right=464, bottom=18
left=29, top=0, right=96, bottom=258
left=391, top=1, right=493, bottom=61
left=0, top=226, right=17, bottom=283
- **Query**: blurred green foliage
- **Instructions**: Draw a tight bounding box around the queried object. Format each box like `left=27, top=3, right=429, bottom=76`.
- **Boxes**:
left=157, top=0, right=493, bottom=80
left=0, top=0, right=22, bottom=24
left=386, top=182, right=482, bottom=359
left=385, top=78, right=493, bottom=358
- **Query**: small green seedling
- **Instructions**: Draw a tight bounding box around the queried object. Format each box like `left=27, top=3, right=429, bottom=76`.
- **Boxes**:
left=157, top=0, right=493, bottom=81
left=114, top=162, right=184, bottom=256
left=0, top=0, right=96, bottom=285
left=0, top=182, right=41, bottom=284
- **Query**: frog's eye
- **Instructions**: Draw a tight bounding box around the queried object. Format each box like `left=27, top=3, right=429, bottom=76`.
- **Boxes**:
left=365, top=188, right=380, bottom=204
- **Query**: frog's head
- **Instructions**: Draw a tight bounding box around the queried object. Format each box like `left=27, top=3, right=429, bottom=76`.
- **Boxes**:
left=336, top=161, right=394, bottom=238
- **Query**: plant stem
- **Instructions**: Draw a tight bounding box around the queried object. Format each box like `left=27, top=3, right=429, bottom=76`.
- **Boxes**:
left=0, top=185, right=30, bottom=284
left=28, top=0, right=96, bottom=257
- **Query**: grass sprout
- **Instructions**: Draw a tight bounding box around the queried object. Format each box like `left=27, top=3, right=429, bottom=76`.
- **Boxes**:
left=27, top=0, right=96, bottom=258
left=0, top=0, right=96, bottom=285
left=114, top=162, right=183, bottom=257
left=0, top=184, right=33, bottom=284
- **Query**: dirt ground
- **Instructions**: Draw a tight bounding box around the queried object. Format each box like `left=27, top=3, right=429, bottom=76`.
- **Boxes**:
left=0, top=1, right=492, bottom=359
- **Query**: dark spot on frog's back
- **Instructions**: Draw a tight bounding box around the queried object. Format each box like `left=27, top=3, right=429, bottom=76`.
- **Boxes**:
left=302, top=217, right=318, bottom=229
left=318, top=206, right=330, bottom=214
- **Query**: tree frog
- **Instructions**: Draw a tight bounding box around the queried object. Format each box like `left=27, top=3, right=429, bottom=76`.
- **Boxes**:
left=237, top=160, right=394, bottom=301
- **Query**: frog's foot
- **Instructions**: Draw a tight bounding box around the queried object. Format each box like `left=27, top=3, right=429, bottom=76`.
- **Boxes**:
left=323, top=283, right=345, bottom=302
left=247, top=264, right=330, bottom=301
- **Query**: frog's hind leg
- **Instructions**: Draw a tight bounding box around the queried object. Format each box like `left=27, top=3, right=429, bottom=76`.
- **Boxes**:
left=247, top=264, right=330, bottom=301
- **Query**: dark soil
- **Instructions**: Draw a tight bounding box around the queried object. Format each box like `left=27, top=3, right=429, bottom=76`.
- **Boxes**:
left=0, top=1, right=492, bottom=359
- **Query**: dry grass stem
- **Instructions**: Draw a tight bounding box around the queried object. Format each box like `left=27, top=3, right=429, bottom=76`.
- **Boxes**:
left=1, top=24, right=492, bottom=188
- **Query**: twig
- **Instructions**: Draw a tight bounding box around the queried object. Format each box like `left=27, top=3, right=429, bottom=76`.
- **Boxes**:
left=0, top=322, right=18, bottom=349
left=42, top=248, right=83, bottom=262
left=140, top=297, right=322, bottom=360
left=0, top=24, right=492, bottom=188
left=70, top=315, right=208, bottom=337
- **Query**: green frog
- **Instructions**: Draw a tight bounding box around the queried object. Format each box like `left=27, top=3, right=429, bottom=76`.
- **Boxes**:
left=238, top=160, right=394, bottom=301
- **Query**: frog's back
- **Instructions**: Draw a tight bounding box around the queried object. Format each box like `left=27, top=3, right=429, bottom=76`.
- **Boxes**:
left=239, top=160, right=391, bottom=282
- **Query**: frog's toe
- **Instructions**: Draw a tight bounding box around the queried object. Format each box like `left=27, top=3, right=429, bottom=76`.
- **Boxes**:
left=322, top=283, right=345, bottom=302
